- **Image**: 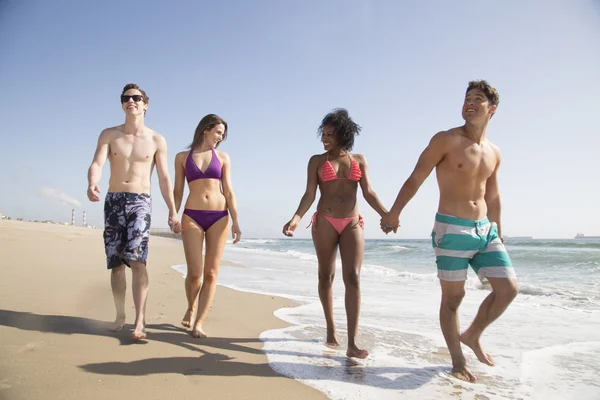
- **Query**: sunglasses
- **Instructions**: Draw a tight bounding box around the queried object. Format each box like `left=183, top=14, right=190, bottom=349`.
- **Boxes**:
left=120, top=95, right=144, bottom=103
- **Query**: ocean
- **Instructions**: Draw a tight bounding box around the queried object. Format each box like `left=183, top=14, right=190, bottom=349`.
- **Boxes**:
left=171, top=237, right=600, bottom=400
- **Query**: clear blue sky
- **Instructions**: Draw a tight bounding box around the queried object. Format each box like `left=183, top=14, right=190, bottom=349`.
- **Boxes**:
left=1, top=0, right=598, bottom=239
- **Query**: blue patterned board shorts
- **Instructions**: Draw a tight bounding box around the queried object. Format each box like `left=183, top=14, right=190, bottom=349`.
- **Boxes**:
left=103, top=192, right=152, bottom=269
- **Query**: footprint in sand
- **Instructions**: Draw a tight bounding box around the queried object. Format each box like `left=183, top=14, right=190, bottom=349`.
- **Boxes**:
left=18, top=341, right=44, bottom=353
left=0, top=379, right=13, bottom=390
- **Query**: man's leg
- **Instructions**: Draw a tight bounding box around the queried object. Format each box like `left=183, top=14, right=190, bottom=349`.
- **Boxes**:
left=129, top=260, right=149, bottom=340
left=109, top=264, right=127, bottom=331
left=460, top=277, right=518, bottom=365
left=462, top=230, right=518, bottom=365
left=440, top=280, right=477, bottom=383
left=123, top=193, right=152, bottom=340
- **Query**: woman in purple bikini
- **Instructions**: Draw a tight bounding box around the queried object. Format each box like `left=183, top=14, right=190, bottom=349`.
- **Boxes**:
left=174, top=113, right=242, bottom=338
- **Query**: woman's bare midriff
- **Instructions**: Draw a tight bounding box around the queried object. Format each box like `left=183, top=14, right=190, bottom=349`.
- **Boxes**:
left=184, top=180, right=227, bottom=210
left=317, top=181, right=359, bottom=218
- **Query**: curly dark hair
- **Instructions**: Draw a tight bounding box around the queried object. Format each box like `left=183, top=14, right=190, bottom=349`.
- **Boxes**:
left=317, top=108, right=361, bottom=151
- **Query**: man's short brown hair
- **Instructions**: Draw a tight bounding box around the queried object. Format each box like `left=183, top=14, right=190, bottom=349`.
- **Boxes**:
left=466, top=80, right=499, bottom=107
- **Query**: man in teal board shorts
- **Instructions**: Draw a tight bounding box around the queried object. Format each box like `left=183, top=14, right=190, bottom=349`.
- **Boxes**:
left=380, top=80, right=518, bottom=383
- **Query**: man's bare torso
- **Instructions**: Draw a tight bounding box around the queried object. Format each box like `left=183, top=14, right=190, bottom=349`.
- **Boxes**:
left=106, top=125, right=158, bottom=194
left=435, top=127, right=499, bottom=220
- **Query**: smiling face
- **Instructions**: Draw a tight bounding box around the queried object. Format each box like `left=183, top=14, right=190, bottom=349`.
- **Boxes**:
left=462, top=88, right=496, bottom=123
left=321, top=125, right=338, bottom=151
left=203, top=123, right=225, bottom=148
left=121, top=88, right=148, bottom=116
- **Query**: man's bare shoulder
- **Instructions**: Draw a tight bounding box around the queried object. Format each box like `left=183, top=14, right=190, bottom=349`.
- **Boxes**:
left=436, top=127, right=464, bottom=140
left=428, top=128, right=463, bottom=149
left=485, top=139, right=501, bottom=153
left=99, top=125, right=124, bottom=141
left=149, top=129, right=166, bottom=144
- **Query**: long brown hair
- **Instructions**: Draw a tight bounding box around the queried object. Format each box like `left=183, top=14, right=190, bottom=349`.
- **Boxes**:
left=189, top=114, right=228, bottom=149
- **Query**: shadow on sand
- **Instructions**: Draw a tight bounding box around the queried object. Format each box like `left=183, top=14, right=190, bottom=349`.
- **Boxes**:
left=0, top=309, right=445, bottom=391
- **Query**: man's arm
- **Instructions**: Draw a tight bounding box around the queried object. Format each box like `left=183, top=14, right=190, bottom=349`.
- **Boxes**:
left=87, top=129, right=111, bottom=202
left=172, top=152, right=187, bottom=213
left=154, top=135, right=179, bottom=229
left=485, top=148, right=502, bottom=239
left=382, top=131, right=452, bottom=232
left=357, top=154, right=387, bottom=217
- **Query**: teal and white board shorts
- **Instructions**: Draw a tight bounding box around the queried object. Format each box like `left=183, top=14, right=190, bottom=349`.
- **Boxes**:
left=431, top=213, right=516, bottom=282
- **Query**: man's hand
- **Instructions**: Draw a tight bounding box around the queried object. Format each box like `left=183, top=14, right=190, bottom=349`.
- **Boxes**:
left=168, top=212, right=182, bottom=234
left=231, top=221, right=242, bottom=244
left=87, top=185, right=101, bottom=202
left=380, top=211, right=400, bottom=234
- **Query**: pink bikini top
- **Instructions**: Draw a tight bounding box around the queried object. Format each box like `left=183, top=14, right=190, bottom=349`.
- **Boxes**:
left=320, top=154, right=362, bottom=182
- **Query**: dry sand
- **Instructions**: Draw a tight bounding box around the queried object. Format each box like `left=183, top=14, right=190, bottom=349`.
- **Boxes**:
left=0, top=220, right=326, bottom=400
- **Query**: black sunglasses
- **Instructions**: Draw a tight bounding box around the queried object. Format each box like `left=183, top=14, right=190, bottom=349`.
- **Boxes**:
left=120, top=94, right=144, bottom=103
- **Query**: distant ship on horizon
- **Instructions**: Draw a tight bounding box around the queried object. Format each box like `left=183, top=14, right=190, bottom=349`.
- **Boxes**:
left=575, top=233, right=600, bottom=239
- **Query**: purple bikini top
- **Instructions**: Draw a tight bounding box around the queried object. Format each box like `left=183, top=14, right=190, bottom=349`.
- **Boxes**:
left=185, top=148, right=222, bottom=182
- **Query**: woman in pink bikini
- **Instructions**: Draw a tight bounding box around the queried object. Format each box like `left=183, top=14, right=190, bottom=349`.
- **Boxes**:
left=282, top=109, right=387, bottom=358
left=174, top=114, right=242, bottom=338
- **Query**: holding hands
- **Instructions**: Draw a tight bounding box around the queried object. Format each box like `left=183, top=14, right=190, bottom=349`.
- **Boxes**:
left=380, top=211, right=400, bottom=234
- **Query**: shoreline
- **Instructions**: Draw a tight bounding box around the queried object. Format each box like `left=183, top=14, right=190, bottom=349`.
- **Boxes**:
left=0, top=220, right=326, bottom=400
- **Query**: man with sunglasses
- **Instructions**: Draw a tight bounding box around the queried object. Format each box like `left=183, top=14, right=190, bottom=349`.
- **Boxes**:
left=86, top=83, right=181, bottom=340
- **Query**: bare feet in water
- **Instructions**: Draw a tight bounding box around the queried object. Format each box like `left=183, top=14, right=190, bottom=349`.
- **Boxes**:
left=325, top=328, right=340, bottom=348
left=451, top=365, right=477, bottom=383
left=108, top=314, right=126, bottom=332
left=460, top=331, right=495, bottom=366
left=346, top=345, right=369, bottom=359
left=181, top=308, right=194, bottom=328
left=192, top=321, right=207, bottom=338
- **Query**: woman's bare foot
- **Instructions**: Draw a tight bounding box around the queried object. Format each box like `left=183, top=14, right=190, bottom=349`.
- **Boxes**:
left=346, top=345, right=369, bottom=359
left=192, top=321, right=207, bottom=338
left=181, top=308, right=194, bottom=328
left=325, top=327, right=340, bottom=347
left=451, top=365, right=477, bottom=383
left=108, top=314, right=126, bottom=332
left=460, top=331, right=495, bottom=366
left=131, top=324, right=146, bottom=340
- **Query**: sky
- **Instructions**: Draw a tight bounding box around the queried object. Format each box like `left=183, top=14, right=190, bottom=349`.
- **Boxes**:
left=0, top=0, right=599, bottom=239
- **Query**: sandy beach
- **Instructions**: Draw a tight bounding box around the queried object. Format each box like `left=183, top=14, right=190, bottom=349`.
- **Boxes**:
left=0, top=220, right=326, bottom=400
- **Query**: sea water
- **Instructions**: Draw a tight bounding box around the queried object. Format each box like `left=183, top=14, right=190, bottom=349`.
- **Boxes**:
left=172, top=238, right=600, bottom=399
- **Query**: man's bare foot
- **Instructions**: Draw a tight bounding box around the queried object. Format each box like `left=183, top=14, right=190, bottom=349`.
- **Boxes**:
left=346, top=345, right=369, bottom=359
left=131, top=325, right=146, bottom=340
left=181, top=308, right=194, bottom=328
left=325, top=328, right=340, bottom=347
left=451, top=365, right=477, bottom=383
left=460, top=331, right=495, bottom=366
left=192, top=322, right=207, bottom=338
left=108, top=315, right=126, bottom=332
